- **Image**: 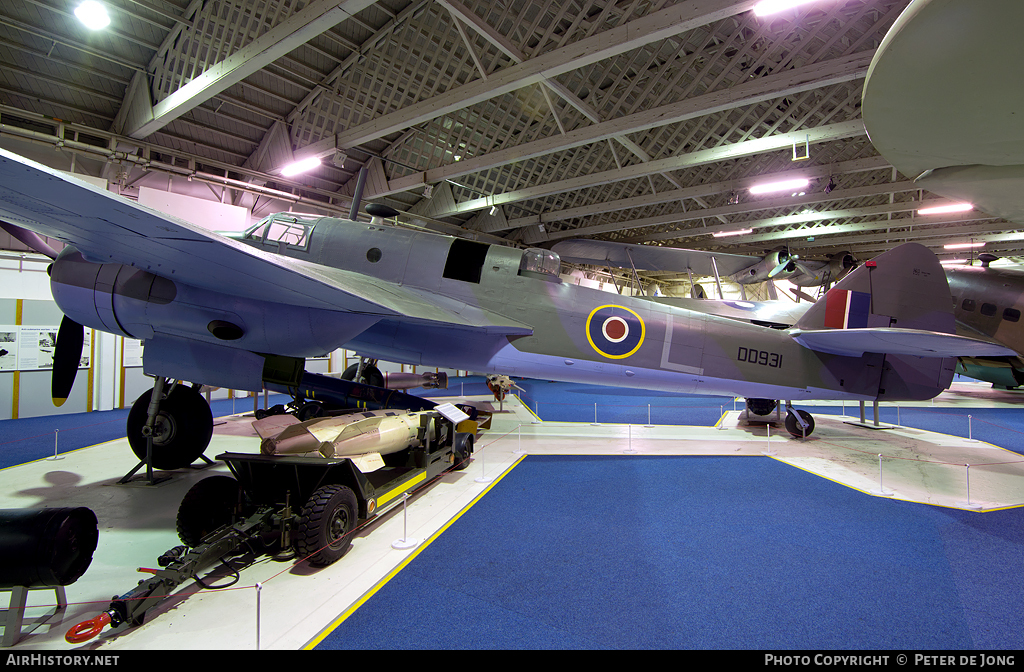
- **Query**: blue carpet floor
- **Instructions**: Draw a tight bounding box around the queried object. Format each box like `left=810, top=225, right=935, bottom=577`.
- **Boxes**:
left=316, top=455, right=1023, bottom=650
left=2, top=378, right=1022, bottom=649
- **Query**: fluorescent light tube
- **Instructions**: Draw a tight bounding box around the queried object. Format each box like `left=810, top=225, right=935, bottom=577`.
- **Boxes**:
left=918, top=203, right=973, bottom=215
left=280, top=157, right=321, bottom=177
left=713, top=228, right=753, bottom=238
left=749, top=178, right=809, bottom=195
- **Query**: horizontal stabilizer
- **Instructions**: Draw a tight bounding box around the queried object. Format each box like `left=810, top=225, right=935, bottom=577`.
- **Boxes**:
left=791, top=328, right=1016, bottom=358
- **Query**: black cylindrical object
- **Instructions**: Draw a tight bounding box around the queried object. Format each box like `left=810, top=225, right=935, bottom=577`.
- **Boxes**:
left=0, top=508, right=98, bottom=588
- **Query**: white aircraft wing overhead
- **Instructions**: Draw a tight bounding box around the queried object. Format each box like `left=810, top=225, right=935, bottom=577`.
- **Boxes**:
left=0, top=149, right=531, bottom=335
left=791, top=328, right=1017, bottom=358
left=862, top=0, right=1024, bottom=224
left=551, top=239, right=759, bottom=276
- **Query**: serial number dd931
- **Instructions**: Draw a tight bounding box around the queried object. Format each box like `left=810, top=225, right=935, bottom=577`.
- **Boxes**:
left=737, top=347, right=783, bottom=368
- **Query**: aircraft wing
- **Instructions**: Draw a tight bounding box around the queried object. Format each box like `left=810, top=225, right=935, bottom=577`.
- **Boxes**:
left=0, top=149, right=531, bottom=336
left=791, top=328, right=1017, bottom=358
left=551, top=238, right=758, bottom=276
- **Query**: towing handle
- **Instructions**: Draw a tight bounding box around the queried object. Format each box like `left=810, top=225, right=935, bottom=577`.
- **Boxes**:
left=65, top=611, right=111, bottom=644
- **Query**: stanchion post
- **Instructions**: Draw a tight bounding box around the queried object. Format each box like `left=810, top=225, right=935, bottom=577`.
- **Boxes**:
left=255, top=583, right=262, bottom=651
left=391, top=493, right=419, bottom=549
left=48, top=429, right=63, bottom=461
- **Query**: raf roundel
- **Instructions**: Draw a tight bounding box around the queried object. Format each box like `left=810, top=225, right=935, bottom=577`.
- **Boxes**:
left=586, top=305, right=645, bottom=359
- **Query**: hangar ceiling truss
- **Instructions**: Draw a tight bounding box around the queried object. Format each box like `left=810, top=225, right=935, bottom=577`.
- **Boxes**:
left=0, top=0, right=1020, bottom=268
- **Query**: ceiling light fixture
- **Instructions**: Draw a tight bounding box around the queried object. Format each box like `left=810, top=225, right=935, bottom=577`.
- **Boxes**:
left=918, top=203, right=973, bottom=215
left=749, top=178, right=809, bottom=195
left=75, top=0, right=111, bottom=29
left=280, top=157, right=321, bottom=177
left=943, top=241, right=985, bottom=250
left=939, top=259, right=968, bottom=266
left=712, top=228, right=753, bottom=238
left=753, top=0, right=821, bottom=16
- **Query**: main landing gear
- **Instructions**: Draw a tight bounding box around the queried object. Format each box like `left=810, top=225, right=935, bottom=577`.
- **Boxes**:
left=120, top=377, right=215, bottom=485
left=744, top=398, right=816, bottom=438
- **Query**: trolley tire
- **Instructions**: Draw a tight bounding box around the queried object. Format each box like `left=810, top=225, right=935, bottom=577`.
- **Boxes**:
left=176, top=476, right=243, bottom=547
left=296, top=484, right=358, bottom=566
left=452, top=432, right=473, bottom=471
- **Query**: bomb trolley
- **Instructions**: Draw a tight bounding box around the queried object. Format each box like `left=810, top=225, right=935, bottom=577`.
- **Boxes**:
left=66, top=409, right=474, bottom=643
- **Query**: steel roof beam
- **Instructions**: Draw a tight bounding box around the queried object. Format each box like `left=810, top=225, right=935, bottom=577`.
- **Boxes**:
left=333, top=0, right=758, bottom=149
left=119, top=0, right=377, bottom=140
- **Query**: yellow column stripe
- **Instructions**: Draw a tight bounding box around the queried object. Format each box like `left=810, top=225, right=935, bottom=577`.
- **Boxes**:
left=304, top=454, right=527, bottom=650
left=11, top=299, right=21, bottom=420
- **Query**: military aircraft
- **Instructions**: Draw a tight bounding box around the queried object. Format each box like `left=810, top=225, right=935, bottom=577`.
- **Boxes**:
left=552, top=238, right=854, bottom=303
left=0, top=148, right=1014, bottom=467
left=557, top=237, right=1024, bottom=389
left=859, top=0, right=1024, bottom=388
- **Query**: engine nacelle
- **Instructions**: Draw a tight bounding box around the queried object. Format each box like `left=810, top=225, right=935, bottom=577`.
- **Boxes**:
left=731, top=248, right=795, bottom=285
left=49, top=248, right=379, bottom=388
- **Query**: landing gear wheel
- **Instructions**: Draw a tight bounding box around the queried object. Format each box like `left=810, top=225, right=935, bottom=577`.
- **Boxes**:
left=295, top=401, right=324, bottom=421
left=296, top=484, right=358, bottom=566
left=176, top=476, right=243, bottom=547
left=341, top=363, right=385, bottom=388
left=785, top=410, right=815, bottom=438
left=127, top=385, right=214, bottom=470
left=452, top=433, right=474, bottom=471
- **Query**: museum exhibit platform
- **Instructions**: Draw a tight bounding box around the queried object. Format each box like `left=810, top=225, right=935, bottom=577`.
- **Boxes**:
left=0, top=379, right=1021, bottom=650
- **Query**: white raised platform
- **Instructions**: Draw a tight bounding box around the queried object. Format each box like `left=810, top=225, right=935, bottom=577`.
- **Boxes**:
left=1, top=386, right=1021, bottom=650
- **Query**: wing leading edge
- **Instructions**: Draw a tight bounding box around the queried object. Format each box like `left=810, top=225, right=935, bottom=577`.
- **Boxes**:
left=0, top=149, right=531, bottom=337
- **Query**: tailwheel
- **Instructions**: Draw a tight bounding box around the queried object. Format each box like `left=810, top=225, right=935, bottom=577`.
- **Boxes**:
left=785, top=409, right=815, bottom=438
left=126, top=382, right=214, bottom=470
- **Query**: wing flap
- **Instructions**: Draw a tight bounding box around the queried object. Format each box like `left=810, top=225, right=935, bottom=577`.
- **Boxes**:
left=792, top=328, right=1017, bottom=358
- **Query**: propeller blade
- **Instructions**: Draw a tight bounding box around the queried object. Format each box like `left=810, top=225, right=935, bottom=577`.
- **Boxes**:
left=768, top=259, right=795, bottom=278
left=0, top=222, right=59, bottom=259
left=52, top=316, right=84, bottom=407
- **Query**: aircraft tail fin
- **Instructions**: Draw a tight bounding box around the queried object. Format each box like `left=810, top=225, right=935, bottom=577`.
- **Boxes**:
left=792, top=243, right=960, bottom=401
left=794, top=242, right=954, bottom=334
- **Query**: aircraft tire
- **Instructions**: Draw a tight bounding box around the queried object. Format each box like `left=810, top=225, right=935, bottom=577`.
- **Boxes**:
left=176, top=476, right=243, bottom=548
left=785, top=410, right=815, bottom=438
left=295, top=400, right=324, bottom=421
left=296, top=484, right=358, bottom=566
left=341, top=364, right=385, bottom=388
left=126, top=385, right=214, bottom=470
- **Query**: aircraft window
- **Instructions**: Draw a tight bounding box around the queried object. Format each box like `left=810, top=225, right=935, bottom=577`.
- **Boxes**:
left=366, top=248, right=382, bottom=263
left=443, top=239, right=490, bottom=283
left=961, top=299, right=976, bottom=311
left=518, top=248, right=561, bottom=279
left=243, top=214, right=315, bottom=248
left=981, top=303, right=997, bottom=316
left=1004, top=308, right=1021, bottom=322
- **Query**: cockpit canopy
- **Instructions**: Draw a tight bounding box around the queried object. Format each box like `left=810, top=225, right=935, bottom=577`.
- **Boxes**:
left=518, top=248, right=561, bottom=281
left=242, top=213, right=320, bottom=249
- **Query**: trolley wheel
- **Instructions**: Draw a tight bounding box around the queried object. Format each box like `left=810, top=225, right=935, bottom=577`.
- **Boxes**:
left=296, top=484, right=358, bottom=566
left=452, top=432, right=474, bottom=471
left=785, top=410, right=815, bottom=438
left=176, top=476, right=243, bottom=547
left=127, top=385, right=213, bottom=470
